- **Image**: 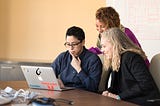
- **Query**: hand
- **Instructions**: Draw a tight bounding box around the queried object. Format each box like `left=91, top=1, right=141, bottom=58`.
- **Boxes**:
left=57, top=79, right=65, bottom=88
left=102, top=91, right=119, bottom=100
left=102, top=91, right=109, bottom=96
left=70, top=53, right=82, bottom=73
left=107, top=92, right=118, bottom=100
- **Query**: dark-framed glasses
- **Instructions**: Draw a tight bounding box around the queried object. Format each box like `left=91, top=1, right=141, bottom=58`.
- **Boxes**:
left=64, top=41, right=82, bottom=48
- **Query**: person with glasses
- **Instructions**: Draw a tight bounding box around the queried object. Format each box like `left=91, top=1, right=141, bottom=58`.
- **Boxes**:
left=51, top=26, right=102, bottom=92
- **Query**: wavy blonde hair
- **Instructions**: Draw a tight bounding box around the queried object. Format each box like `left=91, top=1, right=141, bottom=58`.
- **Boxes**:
left=101, top=28, right=147, bottom=72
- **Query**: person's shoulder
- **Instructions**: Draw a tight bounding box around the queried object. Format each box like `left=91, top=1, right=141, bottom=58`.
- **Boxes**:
left=122, top=51, right=137, bottom=57
left=88, top=47, right=102, bottom=54
left=121, top=52, right=137, bottom=66
left=57, top=51, right=69, bottom=58
left=85, top=49, right=102, bottom=61
left=124, top=27, right=130, bottom=30
left=86, top=49, right=99, bottom=56
left=122, top=51, right=141, bottom=61
left=124, top=26, right=131, bottom=31
left=124, top=27, right=134, bottom=34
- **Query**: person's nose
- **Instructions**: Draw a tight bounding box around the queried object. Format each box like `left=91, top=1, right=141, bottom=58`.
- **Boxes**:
left=97, top=27, right=104, bottom=33
left=68, top=45, right=74, bottom=50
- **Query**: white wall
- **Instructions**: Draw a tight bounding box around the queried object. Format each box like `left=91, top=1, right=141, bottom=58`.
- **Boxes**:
left=107, top=0, right=160, bottom=61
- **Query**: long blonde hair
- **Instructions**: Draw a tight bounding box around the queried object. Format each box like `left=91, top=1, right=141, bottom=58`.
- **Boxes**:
left=101, top=28, right=147, bottom=72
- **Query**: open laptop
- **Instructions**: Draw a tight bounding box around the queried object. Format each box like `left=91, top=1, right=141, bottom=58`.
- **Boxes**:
left=20, top=65, right=74, bottom=91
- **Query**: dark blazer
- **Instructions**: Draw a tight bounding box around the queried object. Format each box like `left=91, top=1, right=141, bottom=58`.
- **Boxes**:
left=108, top=51, right=160, bottom=105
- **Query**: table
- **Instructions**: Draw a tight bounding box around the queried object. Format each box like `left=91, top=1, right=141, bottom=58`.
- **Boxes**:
left=0, top=81, right=137, bottom=106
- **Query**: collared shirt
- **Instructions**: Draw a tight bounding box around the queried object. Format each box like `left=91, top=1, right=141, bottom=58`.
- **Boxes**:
left=51, top=47, right=102, bottom=92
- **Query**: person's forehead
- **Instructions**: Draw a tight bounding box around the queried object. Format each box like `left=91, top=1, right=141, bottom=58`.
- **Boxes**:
left=96, top=19, right=105, bottom=24
left=66, top=36, right=79, bottom=42
left=101, top=37, right=110, bottom=44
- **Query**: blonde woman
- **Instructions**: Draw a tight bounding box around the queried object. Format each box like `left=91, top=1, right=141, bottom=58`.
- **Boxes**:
left=89, top=6, right=149, bottom=67
left=101, top=28, right=159, bottom=105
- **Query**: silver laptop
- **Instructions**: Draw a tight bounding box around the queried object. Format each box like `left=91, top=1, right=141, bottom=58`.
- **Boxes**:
left=21, top=65, right=74, bottom=91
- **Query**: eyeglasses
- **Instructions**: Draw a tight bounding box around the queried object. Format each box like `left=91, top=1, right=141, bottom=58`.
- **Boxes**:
left=64, top=41, right=82, bottom=48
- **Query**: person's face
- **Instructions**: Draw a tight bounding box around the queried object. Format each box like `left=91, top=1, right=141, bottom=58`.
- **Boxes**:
left=96, top=19, right=108, bottom=34
left=101, top=37, right=113, bottom=59
left=65, top=36, right=84, bottom=57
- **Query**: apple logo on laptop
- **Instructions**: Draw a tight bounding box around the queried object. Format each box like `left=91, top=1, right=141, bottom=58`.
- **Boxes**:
left=36, top=68, right=43, bottom=81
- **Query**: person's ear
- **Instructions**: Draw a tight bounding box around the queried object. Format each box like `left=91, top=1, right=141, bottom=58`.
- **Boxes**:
left=82, top=40, right=85, bottom=46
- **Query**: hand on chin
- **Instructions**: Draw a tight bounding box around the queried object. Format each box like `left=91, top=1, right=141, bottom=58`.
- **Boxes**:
left=70, top=51, right=77, bottom=57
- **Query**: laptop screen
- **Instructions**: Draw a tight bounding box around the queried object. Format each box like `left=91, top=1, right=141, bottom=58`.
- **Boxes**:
left=21, top=65, right=61, bottom=90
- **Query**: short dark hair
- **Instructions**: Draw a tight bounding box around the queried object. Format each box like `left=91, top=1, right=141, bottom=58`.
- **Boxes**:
left=66, top=26, right=85, bottom=42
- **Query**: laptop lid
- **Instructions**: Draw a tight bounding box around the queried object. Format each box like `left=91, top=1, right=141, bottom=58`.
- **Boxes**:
left=21, top=65, right=72, bottom=91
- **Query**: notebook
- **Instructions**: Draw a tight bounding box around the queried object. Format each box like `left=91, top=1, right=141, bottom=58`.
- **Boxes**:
left=20, top=65, right=74, bottom=91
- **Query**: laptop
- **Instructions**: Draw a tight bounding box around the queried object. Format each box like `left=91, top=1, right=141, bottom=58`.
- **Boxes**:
left=20, top=65, right=74, bottom=91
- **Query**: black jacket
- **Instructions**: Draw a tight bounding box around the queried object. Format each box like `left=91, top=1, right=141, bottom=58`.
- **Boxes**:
left=108, top=51, right=160, bottom=105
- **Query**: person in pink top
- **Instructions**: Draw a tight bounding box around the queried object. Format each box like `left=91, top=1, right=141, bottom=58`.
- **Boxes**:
left=89, top=6, right=149, bottom=67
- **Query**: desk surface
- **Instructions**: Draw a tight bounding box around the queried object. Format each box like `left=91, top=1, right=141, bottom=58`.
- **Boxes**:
left=0, top=81, right=137, bottom=106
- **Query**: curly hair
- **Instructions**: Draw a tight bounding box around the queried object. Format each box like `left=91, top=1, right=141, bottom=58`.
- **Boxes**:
left=96, top=7, right=120, bottom=29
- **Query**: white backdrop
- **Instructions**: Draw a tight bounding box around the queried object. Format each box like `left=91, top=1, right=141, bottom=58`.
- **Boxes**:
left=107, top=0, right=160, bottom=61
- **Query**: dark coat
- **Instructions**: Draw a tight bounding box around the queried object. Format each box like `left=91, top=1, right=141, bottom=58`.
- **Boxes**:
left=108, top=51, right=160, bottom=105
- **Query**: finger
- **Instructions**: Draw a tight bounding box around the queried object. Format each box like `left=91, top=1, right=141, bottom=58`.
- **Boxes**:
left=108, top=93, right=117, bottom=99
left=102, top=92, right=105, bottom=96
left=57, top=79, right=65, bottom=88
left=103, top=91, right=108, bottom=94
left=108, top=93, right=111, bottom=97
left=70, top=52, right=78, bottom=60
left=70, top=52, right=74, bottom=57
left=102, top=93, right=108, bottom=96
left=77, top=57, right=81, bottom=61
left=102, top=91, right=108, bottom=96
